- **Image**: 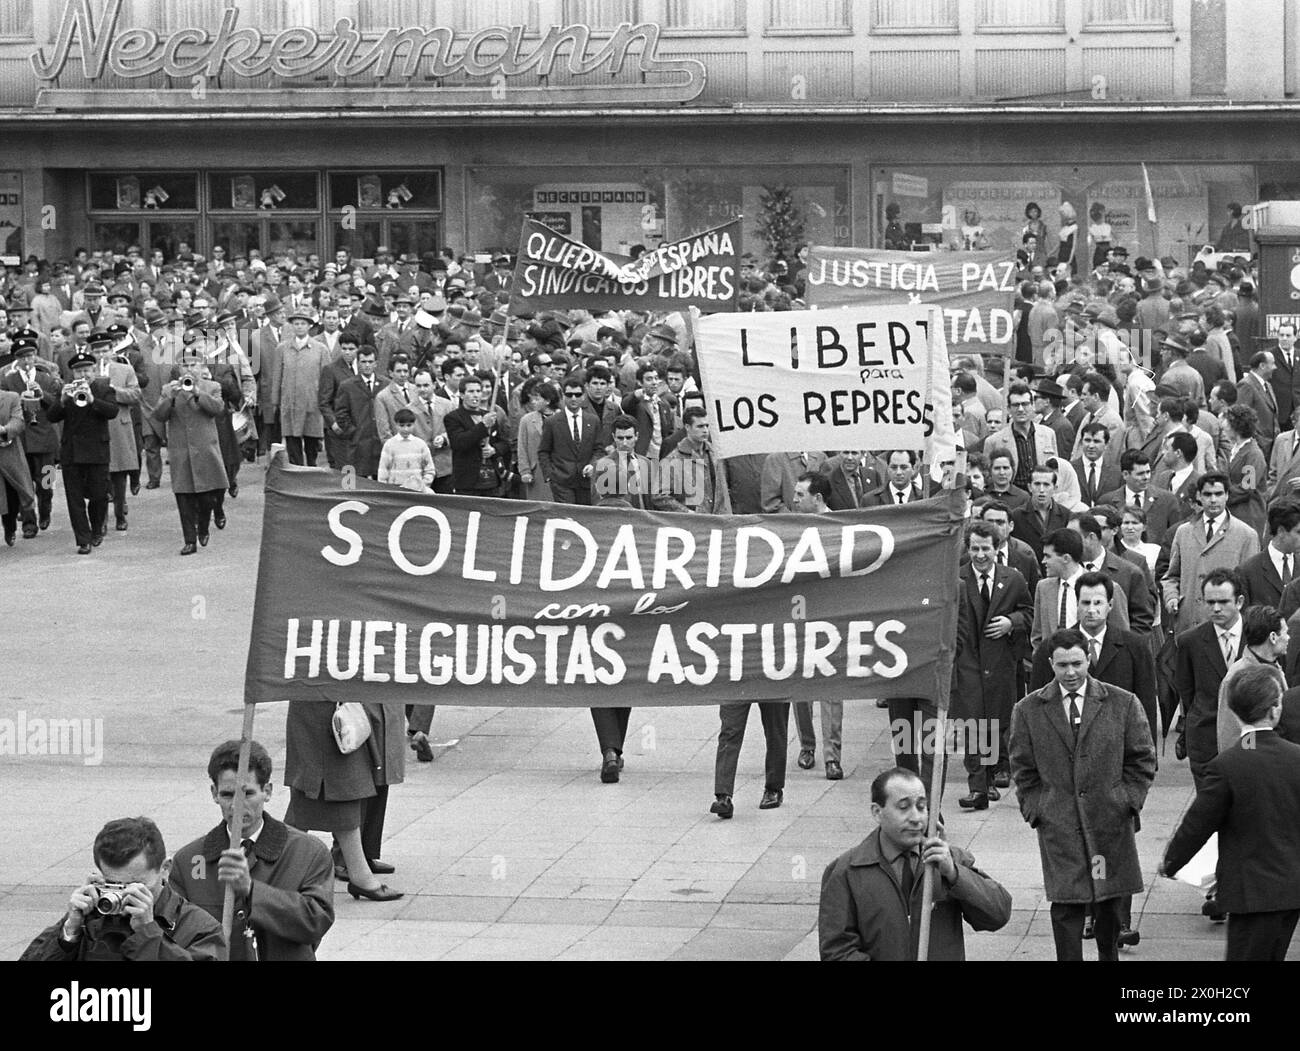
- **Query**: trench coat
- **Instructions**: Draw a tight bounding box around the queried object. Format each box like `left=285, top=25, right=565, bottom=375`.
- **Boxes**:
left=272, top=337, right=331, bottom=439
left=152, top=378, right=228, bottom=493
left=137, top=333, right=177, bottom=442
left=99, top=358, right=141, bottom=472
left=1009, top=677, right=1156, bottom=904
left=283, top=699, right=378, bottom=804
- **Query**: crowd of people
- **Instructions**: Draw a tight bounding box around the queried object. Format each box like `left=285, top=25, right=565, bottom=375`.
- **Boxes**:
left=8, top=231, right=1300, bottom=962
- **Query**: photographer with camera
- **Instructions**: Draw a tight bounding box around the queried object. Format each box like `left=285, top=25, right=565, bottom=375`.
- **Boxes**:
left=46, top=347, right=118, bottom=554
left=21, top=816, right=227, bottom=961
left=153, top=344, right=228, bottom=556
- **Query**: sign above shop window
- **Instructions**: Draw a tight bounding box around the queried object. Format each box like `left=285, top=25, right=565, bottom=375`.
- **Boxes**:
left=31, top=0, right=706, bottom=110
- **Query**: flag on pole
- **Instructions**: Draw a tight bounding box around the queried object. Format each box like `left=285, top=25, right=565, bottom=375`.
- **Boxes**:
left=924, top=306, right=958, bottom=484
left=1141, top=163, right=1158, bottom=224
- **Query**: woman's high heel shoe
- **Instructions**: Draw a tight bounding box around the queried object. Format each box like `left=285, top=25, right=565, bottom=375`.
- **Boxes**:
left=347, top=882, right=403, bottom=902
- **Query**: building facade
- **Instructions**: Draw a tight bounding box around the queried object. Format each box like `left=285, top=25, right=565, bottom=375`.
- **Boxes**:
left=0, top=0, right=1298, bottom=266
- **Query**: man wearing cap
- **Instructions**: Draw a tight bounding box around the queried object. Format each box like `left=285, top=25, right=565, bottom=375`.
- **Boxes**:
left=3, top=335, right=61, bottom=534
left=1158, top=334, right=1205, bottom=405
left=75, top=281, right=107, bottom=329
left=378, top=293, right=414, bottom=367
left=272, top=307, right=331, bottom=468
left=154, top=346, right=227, bottom=555
left=87, top=330, right=141, bottom=533
left=47, top=348, right=118, bottom=553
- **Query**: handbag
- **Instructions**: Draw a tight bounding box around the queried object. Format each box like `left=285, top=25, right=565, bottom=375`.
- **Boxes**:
left=332, top=702, right=371, bottom=754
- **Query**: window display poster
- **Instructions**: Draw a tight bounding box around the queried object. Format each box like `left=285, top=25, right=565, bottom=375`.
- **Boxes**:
left=533, top=184, right=656, bottom=253
left=231, top=175, right=257, bottom=210
left=1089, top=180, right=1209, bottom=263
left=941, top=182, right=1062, bottom=253
left=357, top=175, right=383, bottom=209
left=0, top=171, right=21, bottom=265
left=116, top=175, right=140, bottom=210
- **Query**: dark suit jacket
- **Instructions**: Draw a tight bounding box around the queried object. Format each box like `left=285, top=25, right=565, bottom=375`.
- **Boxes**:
left=168, top=815, right=334, bottom=962
left=46, top=377, right=118, bottom=463
left=1030, top=626, right=1157, bottom=735
left=1270, top=350, right=1300, bottom=425
left=620, top=390, right=675, bottom=458
left=951, top=563, right=1033, bottom=721
left=1238, top=371, right=1280, bottom=459
left=538, top=408, right=601, bottom=492
left=1240, top=549, right=1290, bottom=610
left=444, top=405, right=508, bottom=493
left=961, top=537, right=1041, bottom=594
left=1187, top=348, right=1227, bottom=395
left=333, top=374, right=387, bottom=477
left=1073, top=457, right=1121, bottom=508
left=826, top=461, right=872, bottom=511
left=1010, top=501, right=1071, bottom=560
left=317, top=357, right=359, bottom=433
left=1163, top=731, right=1300, bottom=914
left=1088, top=548, right=1156, bottom=637
left=1097, top=485, right=1183, bottom=546
left=862, top=482, right=926, bottom=508
left=1175, top=620, right=1245, bottom=777
left=979, top=484, right=1029, bottom=511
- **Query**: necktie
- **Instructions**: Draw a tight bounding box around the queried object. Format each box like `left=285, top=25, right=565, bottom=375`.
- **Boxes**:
left=241, top=838, right=254, bottom=861
left=572, top=413, right=580, bottom=443
left=1067, top=692, right=1081, bottom=741
left=1087, top=636, right=1099, bottom=667
left=896, top=489, right=905, bottom=505
left=1088, top=462, right=1097, bottom=496
left=980, top=574, right=991, bottom=605
left=997, top=549, right=1006, bottom=565
left=1133, top=491, right=1142, bottom=509
left=1284, top=554, right=1293, bottom=583
left=401, top=387, right=409, bottom=404
left=1205, top=517, right=1215, bottom=544
left=900, top=852, right=916, bottom=901
left=1058, top=582, right=1070, bottom=628
left=850, top=474, right=861, bottom=507
left=1221, top=631, right=1234, bottom=665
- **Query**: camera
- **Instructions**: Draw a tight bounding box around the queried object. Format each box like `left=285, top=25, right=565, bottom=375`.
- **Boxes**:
left=180, top=375, right=195, bottom=392
left=91, top=882, right=131, bottom=916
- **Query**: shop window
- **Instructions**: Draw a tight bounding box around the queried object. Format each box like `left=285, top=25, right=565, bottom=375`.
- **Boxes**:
left=327, top=171, right=443, bottom=212
left=146, top=221, right=197, bottom=261
left=768, top=0, right=850, bottom=30
left=92, top=222, right=143, bottom=256
left=267, top=220, right=319, bottom=257
left=663, top=0, right=745, bottom=31
left=869, top=163, right=1253, bottom=268
left=211, top=221, right=261, bottom=258
left=208, top=172, right=319, bottom=212
left=333, top=220, right=384, bottom=259
left=1085, top=0, right=1172, bottom=28
left=978, top=0, right=1062, bottom=29
left=0, top=0, right=33, bottom=38
left=872, top=0, right=957, bottom=31
left=386, top=220, right=440, bottom=260
left=563, top=0, right=640, bottom=28
left=89, top=173, right=199, bottom=212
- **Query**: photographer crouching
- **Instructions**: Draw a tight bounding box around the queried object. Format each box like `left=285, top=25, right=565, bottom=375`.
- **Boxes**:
left=20, top=816, right=227, bottom=961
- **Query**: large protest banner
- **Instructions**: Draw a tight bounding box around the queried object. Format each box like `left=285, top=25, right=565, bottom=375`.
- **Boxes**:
left=692, top=304, right=953, bottom=462
left=243, top=455, right=963, bottom=708
left=511, top=218, right=740, bottom=313
left=803, top=246, right=1018, bottom=357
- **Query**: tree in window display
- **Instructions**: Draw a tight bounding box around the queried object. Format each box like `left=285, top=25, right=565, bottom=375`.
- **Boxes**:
left=756, top=184, right=805, bottom=271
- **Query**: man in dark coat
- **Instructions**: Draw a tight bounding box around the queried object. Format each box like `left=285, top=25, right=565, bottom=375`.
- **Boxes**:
left=317, top=332, right=361, bottom=470
left=46, top=349, right=118, bottom=553
left=1175, top=567, right=1246, bottom=789
left=952, top=522, right=1033, bottom=811
left=818, top=767, right=1012, bottom=961
left=22, top=816, right=227, bottom=961
left=1239, top=499, right=1300, bottom=609
left=333, top=345, right=387, bottom=479
left=153, top=348, right=228, bottom=555
left=1162, top=663, right=1300, bottom=960
left=1010, top=628, right=1157, bottom=961
left=1010, top=464, right=1071, bottom=560
left=539, top=376, right=601, bottom=505
left=170, top=739, right=334, bottom=962
left=444, top=374, right=508, bottom=495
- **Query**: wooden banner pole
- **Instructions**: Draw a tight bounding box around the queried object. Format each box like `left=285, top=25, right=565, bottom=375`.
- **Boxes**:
left=220, top=704, right=257, bottom=944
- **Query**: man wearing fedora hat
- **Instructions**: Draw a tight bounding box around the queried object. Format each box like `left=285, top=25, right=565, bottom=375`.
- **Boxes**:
left=47, top=347, right=118, bottom=554
left=1031, top=379, right=1075, bottom=460
left=271, top=306, right=331, bottom=467
left=1159, top=334, right=1205, bottom=405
